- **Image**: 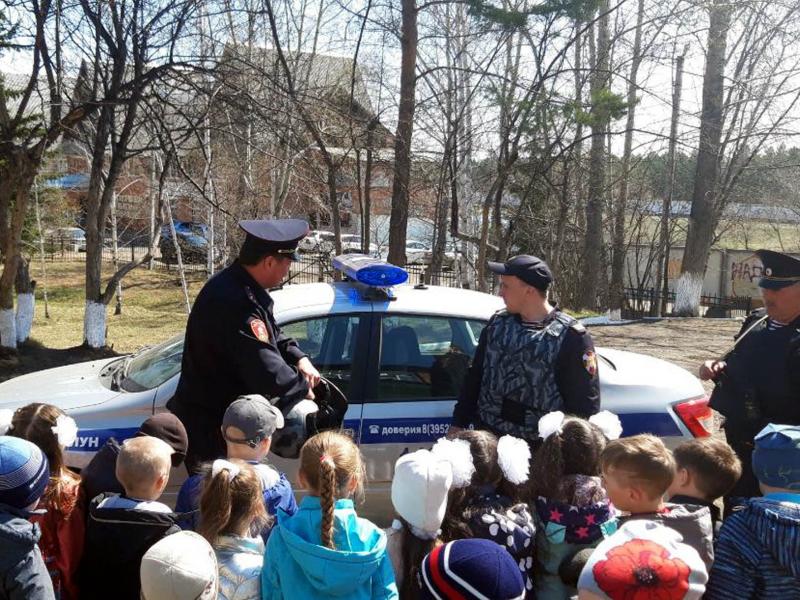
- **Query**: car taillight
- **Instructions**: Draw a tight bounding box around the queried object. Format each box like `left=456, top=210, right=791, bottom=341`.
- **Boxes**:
left=674, top=396, right=713, bottom=438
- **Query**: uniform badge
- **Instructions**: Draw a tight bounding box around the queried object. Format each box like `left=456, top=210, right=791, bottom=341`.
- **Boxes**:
left=583, top=351, right=598, bottom=376
left=250, top=319, right=270, bottom=343
left=765, top=267, right=772, bottom=276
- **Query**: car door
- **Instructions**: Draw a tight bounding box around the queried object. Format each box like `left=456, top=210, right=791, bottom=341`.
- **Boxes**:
left=357, top=313, right=487, bottom=522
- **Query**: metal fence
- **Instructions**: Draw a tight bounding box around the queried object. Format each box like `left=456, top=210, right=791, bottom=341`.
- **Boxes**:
left=622, top=287, right=753, bottom=319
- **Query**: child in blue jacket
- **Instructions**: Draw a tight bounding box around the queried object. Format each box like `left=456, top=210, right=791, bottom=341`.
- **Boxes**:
left=706, top=424, right=800, bottom=599
left=261, top=431, right=397, bottom=599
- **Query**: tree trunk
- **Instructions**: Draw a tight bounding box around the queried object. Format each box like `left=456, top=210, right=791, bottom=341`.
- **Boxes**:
left=675, top=0, right=732, bottom=316
left=579, top=2, right=612, bottom=310
left=14, top=258, right=35, bottom=344
left=653, top=46, right=687, bottom=317
left=34, top=181, right=50, bottom=319
left=609, top=0, right=645, bottom=312
left=388, top=0, right=418, bottom=266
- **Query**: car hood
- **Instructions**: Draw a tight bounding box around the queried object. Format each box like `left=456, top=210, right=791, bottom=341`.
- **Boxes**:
left=0, top=357, right=122, bottom=411
left=597, top=347, right=704, bottom=410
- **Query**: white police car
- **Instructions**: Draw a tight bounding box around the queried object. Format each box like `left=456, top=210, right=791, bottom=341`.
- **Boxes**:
left=0, top=257, right=712, bottom=520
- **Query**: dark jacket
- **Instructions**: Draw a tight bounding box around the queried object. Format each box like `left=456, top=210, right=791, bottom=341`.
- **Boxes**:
left=79, top=494, right=180, bottom=600
left=706, top=495, right=800, bottom=599
left=168, top=261, right=308, bottom=468
left=175, top=462, right=298, bottom=541
left=80, top=438, right=124, bottom=503
left=452, top=308, right=600, bottom=436
left=0, top=504, right=54, bottom=600
left=621, top=502, right=714, bottom=570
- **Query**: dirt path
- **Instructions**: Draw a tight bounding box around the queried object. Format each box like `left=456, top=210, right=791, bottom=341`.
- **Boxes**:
left=589, top=318, right=741, bottom=393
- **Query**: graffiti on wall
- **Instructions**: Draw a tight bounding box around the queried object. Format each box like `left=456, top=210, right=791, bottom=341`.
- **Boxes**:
left=730, top=254, right=762, bottom=297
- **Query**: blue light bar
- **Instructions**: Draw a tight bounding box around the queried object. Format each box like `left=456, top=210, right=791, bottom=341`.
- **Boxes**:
left=332, top=254, right=409, bottom=287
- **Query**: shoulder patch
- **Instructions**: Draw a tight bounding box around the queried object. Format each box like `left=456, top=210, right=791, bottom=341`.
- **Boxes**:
left=250, top=319, right=270, bottom=343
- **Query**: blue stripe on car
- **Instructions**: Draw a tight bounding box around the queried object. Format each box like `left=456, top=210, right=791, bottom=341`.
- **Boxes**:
left=68, top=412, right=682, bottom=452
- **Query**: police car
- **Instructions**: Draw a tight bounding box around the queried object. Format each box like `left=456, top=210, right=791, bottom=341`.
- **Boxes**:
left=0, top=257, right=712, bottom=521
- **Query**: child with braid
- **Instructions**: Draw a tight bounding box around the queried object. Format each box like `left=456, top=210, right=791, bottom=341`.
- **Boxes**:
left=260, top=431, right=397, bottom=599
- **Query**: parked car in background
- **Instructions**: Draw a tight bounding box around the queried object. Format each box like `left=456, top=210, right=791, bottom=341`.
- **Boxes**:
left=299, top=230, right=335, bottom=254
left=44, top=227, right=86, bottom=253
left=341, top=234, right=379, bottom=256
left=159, top=221, right=219, bottom=265
left=380, top=239, right=431, bottom=265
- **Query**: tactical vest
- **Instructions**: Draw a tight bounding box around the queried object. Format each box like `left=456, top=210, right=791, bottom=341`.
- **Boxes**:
left=477, top=310, right=574, bottom=440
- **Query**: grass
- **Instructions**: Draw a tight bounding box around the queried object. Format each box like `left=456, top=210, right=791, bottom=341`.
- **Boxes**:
left=27, top=261, right=208, bottom=353
left=636, top=217, right=800, bottom=251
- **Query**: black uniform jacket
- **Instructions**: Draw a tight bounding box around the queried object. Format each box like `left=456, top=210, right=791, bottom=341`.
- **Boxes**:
left=167, top=261, right=309, bottom=463
left=710, top=308, right=800, bottom=496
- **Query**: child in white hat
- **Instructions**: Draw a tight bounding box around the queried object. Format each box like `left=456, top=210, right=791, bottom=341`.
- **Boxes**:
left=140, top=531, right=219, bottom=600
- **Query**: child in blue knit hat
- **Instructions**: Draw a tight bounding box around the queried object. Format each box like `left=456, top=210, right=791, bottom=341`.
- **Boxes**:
left=706, top=424, right=800, bottom=599
left=0, top=435, right=55, bottom=600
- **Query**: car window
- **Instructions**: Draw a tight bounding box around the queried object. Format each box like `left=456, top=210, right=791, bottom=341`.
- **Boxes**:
left=281, top=314, right=362, bottom=397
left=123, top=335, right=184, bottom=391
left=375, top=315, right=486, bottom=401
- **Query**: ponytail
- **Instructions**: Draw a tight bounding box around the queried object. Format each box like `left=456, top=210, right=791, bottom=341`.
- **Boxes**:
left=198, top=459, right=268, bottom=544
left=319, top=455, right=337, bottom=549
left=299, top=431, right=365, bottom=552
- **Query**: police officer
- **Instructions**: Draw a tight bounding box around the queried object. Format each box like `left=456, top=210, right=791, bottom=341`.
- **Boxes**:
left=168, top=219, right=321, bottom=472
left=701, top=249, right=800, bottom=501
left=449, top=255, right=601, bottom=444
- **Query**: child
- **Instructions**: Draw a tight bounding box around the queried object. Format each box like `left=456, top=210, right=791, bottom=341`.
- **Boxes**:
left=8, top=403, right=84, bottom=600
left=577, top=519, right=708, bottom=600
left=80, top=436, right=180, bottom=600
left=199, top=459, right=269, bottom=600
left=438, top=430, right=536, bottom=596
left=600, top=434, right=714, bottom=570
left=0, top=435, right=55, bottom=600
left=176, top=395, right=297, bottom=537
left=706, top=424, right=800, bottom=598
left=530, top=411, right=622, bottom=598
left=387, top=440, right=474, bottom=596
left=417, top=538, right=526, bottom=600
left=261, top=430, right=397, bottom=599
left=668, top=437, right=741, bottom=536
left=140, top=531, right=219, bottom=600
left=81, top=412, right=188, bottom=502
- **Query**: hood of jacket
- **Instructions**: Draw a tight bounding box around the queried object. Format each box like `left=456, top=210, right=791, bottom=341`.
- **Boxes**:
left=744, top=496, right=800, bottom=578
left=0, top=504, right=41, bottom=572
left=273, top=496, right=388, bottom=595
left=86, top=493, right=179, bottom=566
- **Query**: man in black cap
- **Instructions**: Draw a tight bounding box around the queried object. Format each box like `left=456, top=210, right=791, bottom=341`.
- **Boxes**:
left=168, top=218, right=321, bottom=472
left=449, top=255, right=600, bottom=444
left=700, top=249, right=800, bottom=502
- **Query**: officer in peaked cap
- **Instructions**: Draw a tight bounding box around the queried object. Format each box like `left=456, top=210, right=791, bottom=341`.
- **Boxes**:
left=700, top=249, right=800, bottom=505
left=168, top=218, right=321, bottom=472
left=449, top=255, right=600, bottom=445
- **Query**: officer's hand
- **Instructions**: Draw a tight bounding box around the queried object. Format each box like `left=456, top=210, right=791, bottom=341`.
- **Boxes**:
left=699, top=360, right=726, bottom=381
left=298, top=357, right=321, bottom=389
left=305, top=387, right=316, bottom=400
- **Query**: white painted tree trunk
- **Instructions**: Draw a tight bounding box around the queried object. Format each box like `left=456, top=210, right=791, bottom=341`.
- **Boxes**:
left=674, top=272, right=703, bottom=317
left=15, top=293, right=34, bottom=343
left=0, top=309, right=16, bottom=349
left=83, top=301, right=107, bottom=348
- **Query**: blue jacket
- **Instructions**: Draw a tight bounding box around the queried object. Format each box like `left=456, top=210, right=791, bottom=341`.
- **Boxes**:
left=0, top=504, right=55, bottom=600
left=176, top=463, right=297, bottom=541
left=261, top=496, right=397, bottom=599
left=706, top=494, right=800, bottom=599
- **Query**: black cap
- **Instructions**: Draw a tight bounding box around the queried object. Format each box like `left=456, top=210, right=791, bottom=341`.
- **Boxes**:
left=136, top=413, right=189, bottom=468
left=239, top=218, right=310, bottom=261
left=756, top=249, right=800, bottom=290
left=487, top=255, right=553, bottom=290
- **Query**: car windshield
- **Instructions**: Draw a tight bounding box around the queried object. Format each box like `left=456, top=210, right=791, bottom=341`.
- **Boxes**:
left=122, top=334, right=184, bottom=392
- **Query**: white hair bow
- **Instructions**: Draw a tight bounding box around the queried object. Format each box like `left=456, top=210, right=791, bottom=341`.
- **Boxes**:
left=497, top=435, right=531, bottom=485
left=52, top=415, right=79, bottom=447
left=538, top=411, right=565, bottom=440
left=589, top=410, right=623, bottom=440
left=0, top=409, right=13, bottom=436
left=431, top=437, right=476, bottom=488
left=211, top=459, right=240, bottom=481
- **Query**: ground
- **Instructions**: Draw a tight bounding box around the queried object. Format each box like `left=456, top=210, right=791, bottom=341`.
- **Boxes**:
left=0, top=260, right=742, bottom=383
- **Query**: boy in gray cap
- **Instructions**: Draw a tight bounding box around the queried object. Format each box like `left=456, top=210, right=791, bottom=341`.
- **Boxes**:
left=175, top=395, right=297, bottom=538
left=706, top=424, right=800, bottom=598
